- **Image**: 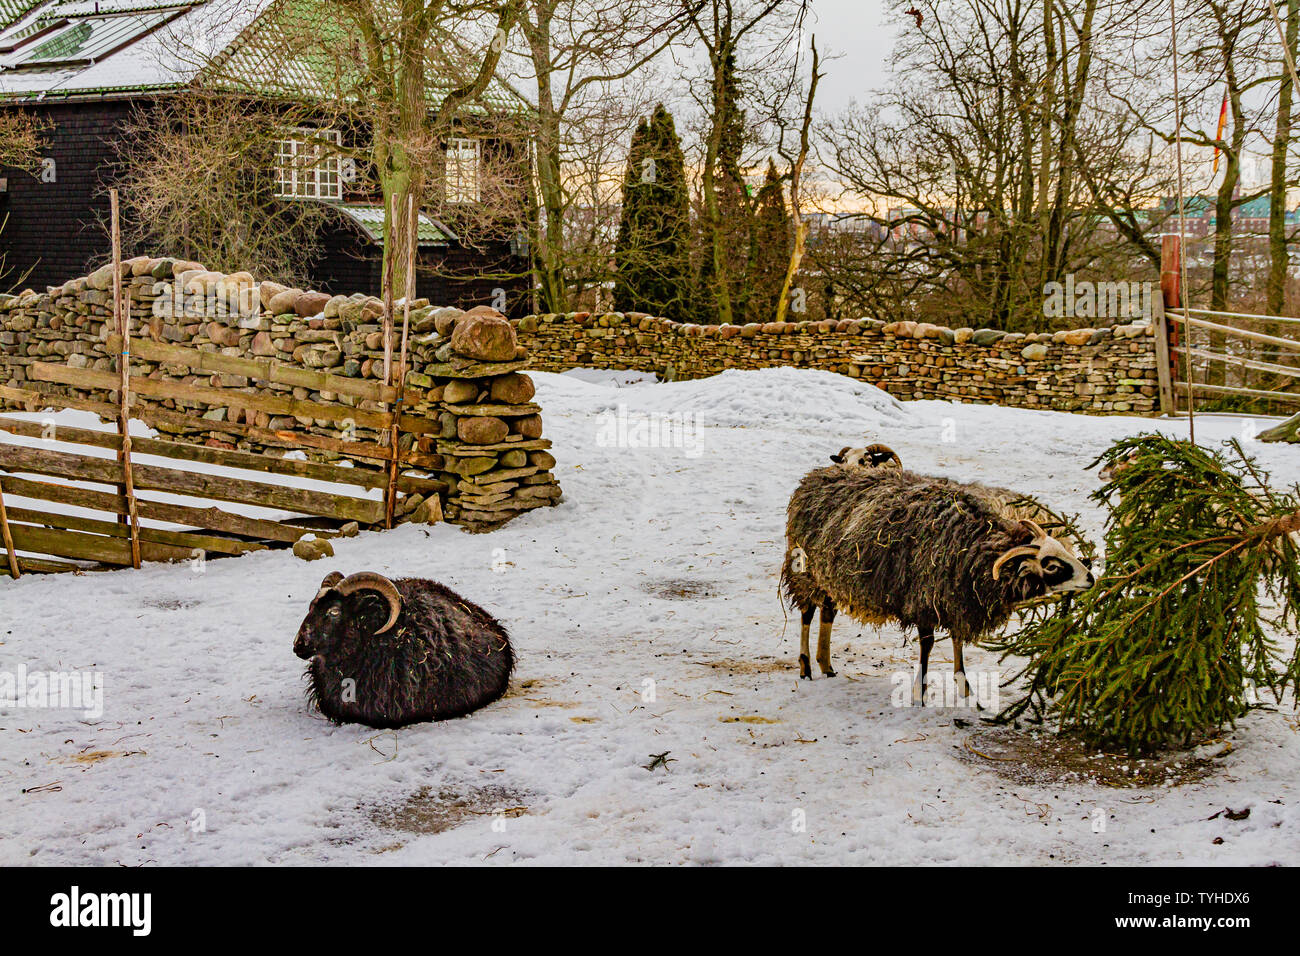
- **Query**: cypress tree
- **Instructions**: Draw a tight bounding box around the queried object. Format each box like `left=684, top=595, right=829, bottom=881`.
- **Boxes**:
left=747, top=159, right=792, bottom=322
left=613, top=104, right=692, bottom=322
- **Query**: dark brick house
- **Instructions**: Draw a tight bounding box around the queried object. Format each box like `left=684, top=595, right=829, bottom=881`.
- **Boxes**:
left=0, top=0, right=532, bottom=312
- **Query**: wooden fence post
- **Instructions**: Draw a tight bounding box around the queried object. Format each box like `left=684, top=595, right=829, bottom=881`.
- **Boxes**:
left=382, top=193, right=398, bottom=390
left=110, top=189, right=141, bottom=569
left=382, top=195, right=428, bottom=530
left=1160, top=233, right=1187, bottom=415
left=1152, top=297, right=1176, bottom=416
left=1160, top=233, right=1182, bottom=311
left=0, top=478, right=20, bottom=579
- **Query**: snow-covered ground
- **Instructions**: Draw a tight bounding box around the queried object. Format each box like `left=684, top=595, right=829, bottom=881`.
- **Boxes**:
left=2, top=366, right=1298, bottom=865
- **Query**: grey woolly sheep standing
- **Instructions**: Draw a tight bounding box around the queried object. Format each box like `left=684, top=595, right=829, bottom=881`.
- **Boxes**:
left=293, top=571, right=513, bottom=727
left=781, top=467, right=1094, bottom=704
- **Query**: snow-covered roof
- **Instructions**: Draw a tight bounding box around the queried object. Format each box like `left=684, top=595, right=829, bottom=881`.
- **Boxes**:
left=0, top=0, right=265, bottom=99
left=335, top=203, right=455, bottom=247
left=0, top=0, right=520, bottom=111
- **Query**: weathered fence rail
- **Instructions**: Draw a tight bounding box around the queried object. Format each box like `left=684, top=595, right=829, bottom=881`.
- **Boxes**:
left=0, top=330, right=449, bottom=576
left=1, top=244, right=564, bottom=572
left=1157, top=235, right=1300, bottom=414
left=1165, top=308, right=1300, bottom=411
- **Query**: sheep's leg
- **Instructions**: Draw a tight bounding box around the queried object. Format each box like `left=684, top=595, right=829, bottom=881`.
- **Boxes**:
left=817, top=598, right=837, bottom=676
left=952, top=637, right=984, bottom=711
left=798, top=605, right=816, bottom=680
left=913, top=628, right=935, bottom=706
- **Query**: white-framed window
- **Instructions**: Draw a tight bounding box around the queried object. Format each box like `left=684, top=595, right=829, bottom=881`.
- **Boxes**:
left=444, top=137, right=481, bottom=204
left=276, top=127, right=343, bottom=200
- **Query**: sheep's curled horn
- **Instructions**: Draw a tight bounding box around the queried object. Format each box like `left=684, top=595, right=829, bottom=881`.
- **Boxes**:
left=829, top=443, right=902, bottom=467
left=864, top=443, right=902, bottom=467
left=991, top=520, right=1049, bottom=581
left=319, top=571, right=403, bottom=633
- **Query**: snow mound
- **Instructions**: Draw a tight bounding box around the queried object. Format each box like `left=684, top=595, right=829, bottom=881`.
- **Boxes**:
left=561, top=368, right=660, bottom=387
left=536, top=366, right=911, bottom=430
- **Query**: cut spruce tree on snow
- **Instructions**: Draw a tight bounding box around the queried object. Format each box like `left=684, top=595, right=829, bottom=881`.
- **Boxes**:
left=992, top=434, right=1300, bottom=755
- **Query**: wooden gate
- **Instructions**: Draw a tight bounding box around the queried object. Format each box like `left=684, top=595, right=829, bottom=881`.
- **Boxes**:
left=0, top=336, right=445, bottom=577
left=1156, top=234, right=1300, bottom=415
left=1160, top=305, right=1300, bottom=412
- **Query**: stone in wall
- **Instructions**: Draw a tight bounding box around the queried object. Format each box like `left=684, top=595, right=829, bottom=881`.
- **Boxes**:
left=509, top=310, right=1159, bottom=416
left=408, top=307, right=561, bottom=531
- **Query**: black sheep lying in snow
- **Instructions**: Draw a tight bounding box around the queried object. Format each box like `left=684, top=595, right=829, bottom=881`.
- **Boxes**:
left=782, top=467, right=1094, bottom=704
left=293, top=571, right=513, bottom=727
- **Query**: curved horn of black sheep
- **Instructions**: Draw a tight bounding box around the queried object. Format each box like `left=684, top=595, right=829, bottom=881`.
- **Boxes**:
left=293, top=571, right=514, bottom=728
left=780, top=467, right=1093, bottom=703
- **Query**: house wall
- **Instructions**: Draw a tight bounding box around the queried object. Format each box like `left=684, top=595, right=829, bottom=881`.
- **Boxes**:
left=0, top=99, right=139, bottom=290
left=311, top=219, right=530, bottom=317
left=0, top=98, right=531, bottom=313
left=511, top=312, right=1161, bottom=415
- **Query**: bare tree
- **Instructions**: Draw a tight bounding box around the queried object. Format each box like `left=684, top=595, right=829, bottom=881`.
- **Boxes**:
left=685, top=0, right=807, bottom=325
left=115, top=95, right=330, bottom=284
left=173, top=0, right=524, bottom=297
left=773, top=35, right=820, bottom=324
left=0, top=111, right=47, bottom=290
left=816, top=0, right=1173, bottom=332
left=0, top=112, right=44, bottom=170
left=507, top=0, right=695, bottom=312
left=1265, top=0, right=1298, bottom=315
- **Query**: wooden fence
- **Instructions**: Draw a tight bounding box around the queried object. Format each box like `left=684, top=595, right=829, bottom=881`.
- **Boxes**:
left=1161, top=305, right=1300, bottom=412
left=0, top=336, right=445, bottom=577
left=1157, top=234, right=1300, bottom=414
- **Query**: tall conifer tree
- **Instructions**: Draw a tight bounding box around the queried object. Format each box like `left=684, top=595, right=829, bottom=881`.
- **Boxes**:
left=613, top=104, right=692, bottom=321
left=747, top=159, right=792, bottom=321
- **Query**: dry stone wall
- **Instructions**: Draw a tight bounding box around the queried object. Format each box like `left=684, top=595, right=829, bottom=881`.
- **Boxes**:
left=0, top=257, right=561, bottom=530
left=512, top=312, right=1160, bottom=415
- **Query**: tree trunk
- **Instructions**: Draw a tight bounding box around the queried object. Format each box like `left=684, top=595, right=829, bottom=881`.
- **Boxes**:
left=1259, top=410, right=1300, bottom=442
left=703, top=45, right=733, bottom=325
left=1208, top=62, right=1246, bottom=385
left=775, top=41, right=820, bottom=324
left=378, top=14, right=430, bottom=304
left=1267, top=0, right=1298, bottom=315
left=1045, top=0, right=1096, bottom=284
left=525, top=5, right=568, bottom=313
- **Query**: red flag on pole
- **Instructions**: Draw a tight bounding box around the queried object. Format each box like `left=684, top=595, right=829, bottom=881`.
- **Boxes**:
left=1212, top=89, right=1228, bottom=174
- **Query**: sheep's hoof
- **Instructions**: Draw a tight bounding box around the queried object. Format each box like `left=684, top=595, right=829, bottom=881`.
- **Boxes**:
left=798, top=655, right=812, bottom=680
left=820, top=667, right=836, bottom=678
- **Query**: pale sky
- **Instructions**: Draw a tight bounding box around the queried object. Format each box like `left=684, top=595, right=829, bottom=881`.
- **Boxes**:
left=805, top=0, right=895, bottom=113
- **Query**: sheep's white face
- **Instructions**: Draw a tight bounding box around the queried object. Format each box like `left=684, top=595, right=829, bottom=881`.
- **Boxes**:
left=1035, top=537, right=1095, bottom=593
left=993, top=522, right=1095, bottom=594
left=1099, top=451, right=1139, bottom=482
left=830, top=445, right=901, bottom=469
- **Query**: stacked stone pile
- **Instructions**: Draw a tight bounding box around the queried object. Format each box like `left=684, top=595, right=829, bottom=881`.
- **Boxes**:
left=410, top=306, right=562, bottom=530
left=511, top=311, right=1160, bottom=415
left=0, top=257, right=561, bottom=530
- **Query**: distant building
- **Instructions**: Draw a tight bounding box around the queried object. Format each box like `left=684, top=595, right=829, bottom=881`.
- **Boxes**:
left=1156, top=191, right=1299, bottom=239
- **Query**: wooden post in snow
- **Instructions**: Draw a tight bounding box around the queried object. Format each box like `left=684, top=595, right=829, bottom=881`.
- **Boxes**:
left=1160, top=234, right=1184, bottom=413
left=381, top=193, right=398, bottom=389
left=1160, top=233, right=1182, bottom=311
left=110, top=189, right=142, bottom=569
left=1151, top=297, right=1176, bottom=416
left=0, top=478, right=20, bottom=579
left=385, top=195, right=417, bottom=529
